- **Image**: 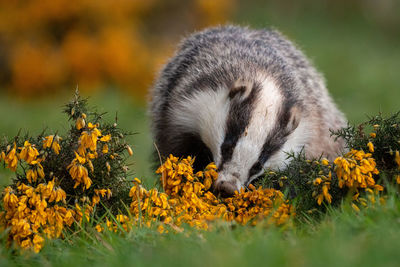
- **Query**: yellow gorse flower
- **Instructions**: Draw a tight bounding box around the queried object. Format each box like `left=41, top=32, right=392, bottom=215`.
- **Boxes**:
left=321, top=158, right=330, bottom=166
left=395, top=150, right=400, bottom=168
left=4, top=143, right=19, bottom=171
left=100, top=134, right=111, bottom=142
left=395, top=151, right=400, bottom=184
left=26, top=159, right=45, bottom=183
left=334, top=149, right=383, bottom=208
left=102, top=144, right=109, bottom=154
left=74, top=203, right=93, bottom=223
left=334, top=149, right=381, bottom=190
left=126, top=145, right=133, bottom=156
left=32, top=234, right=45, bottom=253
left=43, top=135, right=62, bottom=155
left=367, top=142, right=374, bottom=153
left=76, top=114, right=86, bottom=130
left=97, top=214, right=133, bottom=233
left=116, top=155, right=293, bottom=232
left=310, top=150, right=385, bottom=207
left=1, top=180, right=79, bottom=253
left=95, top=156, right=292, bottom=234
left=67, top=152, right=92, bottom=189
left=77, top=121, right=111, bottom=157
left=19, top=141, right=39, bottom=164
left=79, top=128, right=101, bottom=153
left=351, top=202, right=360, bottom=212
left=312, top=172, right=333, bottom=205
left=224, top=184, right=293, bottom=226
left=92, top=189, right=112, bottom=205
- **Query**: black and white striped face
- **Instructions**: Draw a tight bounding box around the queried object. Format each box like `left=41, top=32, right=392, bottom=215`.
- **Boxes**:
left=170, top=76, right=306, bottom=197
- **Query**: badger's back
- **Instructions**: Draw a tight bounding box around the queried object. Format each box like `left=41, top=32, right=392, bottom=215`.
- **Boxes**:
left=149, top=25, right=346, bottom=174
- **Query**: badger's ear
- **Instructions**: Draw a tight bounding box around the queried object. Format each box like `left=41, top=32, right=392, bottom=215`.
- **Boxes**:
left=229, top=80, right=256, bottom=100
left=228, top=85, right=247, bottom=99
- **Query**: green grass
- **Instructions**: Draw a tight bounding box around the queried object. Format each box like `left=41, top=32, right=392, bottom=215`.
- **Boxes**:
left=1, top=193, right=400, bottom=267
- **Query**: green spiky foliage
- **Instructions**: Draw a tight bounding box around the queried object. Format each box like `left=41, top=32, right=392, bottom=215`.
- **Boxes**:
left=0, top=91, right=134, bottom=217
left=254, top=112, right=400, bottom=218
left=334, top=112, right=400, bottom=181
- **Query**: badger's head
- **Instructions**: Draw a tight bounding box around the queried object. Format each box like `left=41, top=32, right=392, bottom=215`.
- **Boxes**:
left=171, top=76, right=305, bottom=197
left=212, top=77, right=306, bottom=197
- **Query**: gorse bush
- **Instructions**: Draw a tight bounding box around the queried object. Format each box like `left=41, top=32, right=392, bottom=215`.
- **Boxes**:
left=255, top=113, right=400, bottom=215
left=256, top=149, right=384, bottom=215
left=0, top=93, right=400, bottom=253
left=0, top=91, right=133, bottom=252
left=335, top=113, right=400, bottom=179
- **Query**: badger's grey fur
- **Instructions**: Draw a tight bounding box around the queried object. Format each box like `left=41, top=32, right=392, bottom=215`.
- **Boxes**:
left=149, top=25, right=346, bottom=196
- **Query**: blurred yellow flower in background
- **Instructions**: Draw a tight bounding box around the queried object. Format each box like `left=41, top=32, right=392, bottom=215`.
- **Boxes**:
left=0, top=0, right=236, bottom=99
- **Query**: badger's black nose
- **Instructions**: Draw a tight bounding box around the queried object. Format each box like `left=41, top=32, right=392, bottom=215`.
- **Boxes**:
left=215, top=180, right=237, bottom=198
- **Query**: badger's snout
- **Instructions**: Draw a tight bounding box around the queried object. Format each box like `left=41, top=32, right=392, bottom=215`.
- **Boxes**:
left=214, top=180, right=237, bottom=198
left=214, top=176, right=241, bottom=198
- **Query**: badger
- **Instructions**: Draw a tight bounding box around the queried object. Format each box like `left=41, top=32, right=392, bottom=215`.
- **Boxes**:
left=149, top=25, right=346, bottom=197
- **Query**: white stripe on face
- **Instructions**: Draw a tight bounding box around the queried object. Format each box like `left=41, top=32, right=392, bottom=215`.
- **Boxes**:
left=218, top=75, right=283, bottom=188
left=169, top=87, right=230, bottom=164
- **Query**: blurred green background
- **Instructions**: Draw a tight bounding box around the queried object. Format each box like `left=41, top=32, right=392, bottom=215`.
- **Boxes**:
left=0, top=0, right=399, bottom=186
